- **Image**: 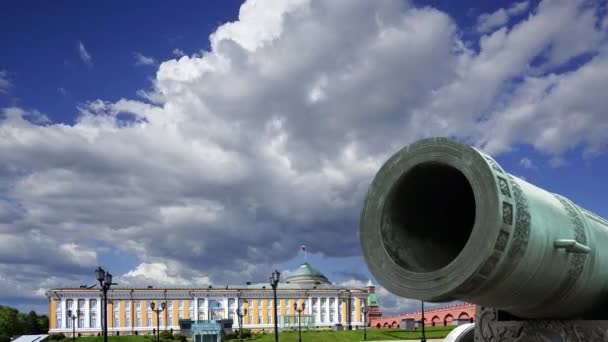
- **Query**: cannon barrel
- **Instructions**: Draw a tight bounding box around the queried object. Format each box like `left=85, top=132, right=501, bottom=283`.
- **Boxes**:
left=360, top=137, right=608, bottom=319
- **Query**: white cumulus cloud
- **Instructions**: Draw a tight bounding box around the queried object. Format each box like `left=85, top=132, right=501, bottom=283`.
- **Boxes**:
left=78, top=41, right=93, bottom=66
left=134, top=52, right=157, bottom=66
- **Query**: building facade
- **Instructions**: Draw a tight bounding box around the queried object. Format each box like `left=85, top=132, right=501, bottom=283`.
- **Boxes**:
left=46, top=263, right=369, bottom=335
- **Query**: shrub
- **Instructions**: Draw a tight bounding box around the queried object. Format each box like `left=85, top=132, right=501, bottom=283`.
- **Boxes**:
left=48, top=333, right=66, bottom=340
left=0, top=335, right=10, bottom=342
left=172, top=333, right=186, bottom=342
left=159, top=331, right=173, bottom=340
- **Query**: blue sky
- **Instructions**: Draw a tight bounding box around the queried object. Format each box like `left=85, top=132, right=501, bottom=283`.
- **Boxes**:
left=1, top=0, right=607, bottom=316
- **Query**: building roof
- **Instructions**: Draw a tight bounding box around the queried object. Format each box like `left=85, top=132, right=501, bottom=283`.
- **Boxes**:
left=283, top=262, right=331, bottom=285
left=11, top=335, right=48, bottom=342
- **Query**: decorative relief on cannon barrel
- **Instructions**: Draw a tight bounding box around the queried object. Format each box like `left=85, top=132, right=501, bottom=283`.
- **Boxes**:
left=498, top=177, right=511, bottom=198
left=484, top=155, right=505, bottom=174
left=502, top=202, right=513, bottom=225
left=542, top=194, right=589, bottom=303
left=506, top=176, right=530, bottom=263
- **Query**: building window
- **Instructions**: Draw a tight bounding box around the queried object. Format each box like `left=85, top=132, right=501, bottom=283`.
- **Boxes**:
left=147, top=317, right=152, bottom=326
left=168, top=317, right=173, bottom=326
left=285, top=299, right=290, bottom=314
left=188, top=300, right=194, bottom=319
left=136, top=318, right=141, bottom=327
left=55, top=301, right=62, bottom=328
left=91, top=300, right=97, bottom=310
left=198, top=299, right=205, bottom=320
left=79, top=317, right=84, bottom=328
left=136, top=301, right=141, bottom=309
left=267, top=300, right=272, bottom=323
left=126, top=301, right=131, bottom=310
left=114, top=317, right=119, bottom=327
left=126, top=316, right=131, bottom=327
left=178, top=300, right=183, bottom=309
left=330, top=310, right=335, bottom=322
left=168, top=301, right=174, bottom=310
left=67, top=319, right=72, bottom=328
left=90, top=313, right=96, bottom=328
left=321, top=311, right=326, bottom=323
left=114, top=301, right=120, bottom=311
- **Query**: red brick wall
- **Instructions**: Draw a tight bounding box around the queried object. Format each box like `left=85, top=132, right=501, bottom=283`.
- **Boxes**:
left=369, top=303, right=476, bottom=328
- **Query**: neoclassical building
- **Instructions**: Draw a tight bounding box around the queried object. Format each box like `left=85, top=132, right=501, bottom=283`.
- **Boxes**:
left=46, top=263, right=370, bottom=336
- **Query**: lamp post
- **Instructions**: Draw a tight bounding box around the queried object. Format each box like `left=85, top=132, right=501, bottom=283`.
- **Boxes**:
left=67, top=309, right=81, bottom=342
left=420, top=300, right=426, bottom=342
left=235, top=306, right=247, bottom=342
left=363, top=306, right=369, bottom=340
left=270, top=270, right=280, bottom=342
left=95, top=267, right=115, bottom=342
left=294, top=302, right=305, bottom=342
left=150, top=302, right=166, bottom=342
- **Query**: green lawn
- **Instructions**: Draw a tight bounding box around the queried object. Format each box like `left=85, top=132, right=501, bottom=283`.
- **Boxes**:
left=252, top=326, right=455, bottom=341
left=72, top=326, right=454, bottom=342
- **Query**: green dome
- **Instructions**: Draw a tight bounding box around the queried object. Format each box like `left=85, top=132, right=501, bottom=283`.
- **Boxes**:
left=284, top=262, right=331, bottom=284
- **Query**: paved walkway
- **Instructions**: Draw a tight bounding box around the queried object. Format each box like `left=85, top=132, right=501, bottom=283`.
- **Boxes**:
left=371, top=340, right=443, bottom=342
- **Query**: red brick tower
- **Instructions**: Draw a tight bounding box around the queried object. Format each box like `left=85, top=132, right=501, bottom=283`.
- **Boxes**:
left=366, top=280, right=382, bottom=326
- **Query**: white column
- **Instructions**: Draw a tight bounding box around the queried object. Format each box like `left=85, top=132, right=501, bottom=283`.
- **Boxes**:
left=325, top=297, right=330, bottom=325
left=334, top=296, right=339, bottom=323
left=307, top=296, right=312, bottom=315
left=203, top=298, right=209, bottom=321
left=315, top=297, right=320, bottom=324
left=223, top=297, right=229, bottom=319
left=194, top=298, right=199, bottom=321
left=61, top=299, right=67, bottom=329
left=85, top=299, right=90, bottom=328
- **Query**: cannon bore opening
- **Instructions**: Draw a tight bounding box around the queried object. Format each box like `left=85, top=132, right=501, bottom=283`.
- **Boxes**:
left=381, top=162, right=476, bottom=272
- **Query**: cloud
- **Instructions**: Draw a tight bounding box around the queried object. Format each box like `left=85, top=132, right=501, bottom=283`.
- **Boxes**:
left=134, top=52, right=157, bottom=66
left=477, top=1, right=529, bottom=33
left=0, top=70, right=12, bottom=94
left=0, top=0, right=607, bottom=315
left=57, top=87, right=68, bottom=96
left=77, top=41, right=93, bottom=66
left=519, top=157, right=536, bottom=169
left=172, top=48, right=186, bottom=57
left=118, top=262, right=211, bottom=287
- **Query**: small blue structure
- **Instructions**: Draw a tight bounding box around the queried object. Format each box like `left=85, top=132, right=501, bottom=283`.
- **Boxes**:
left=179, top=319, right=233, bottom=342
left=191, top=321, right=222, bottom=342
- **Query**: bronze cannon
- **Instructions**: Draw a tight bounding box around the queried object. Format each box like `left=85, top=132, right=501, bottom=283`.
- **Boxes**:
left=360, top=137, right=608, bottom=319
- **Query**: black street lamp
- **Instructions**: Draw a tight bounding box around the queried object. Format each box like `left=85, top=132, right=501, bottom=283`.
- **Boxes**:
left=363, top=306, right=369, bottom=340
left=421, top=300, right=427, bottom=342
left=294, top=302, right=305, bottom=342
left=235, top=305, right=247, bottom=342
left=150, top=302, right=166, bottom=342
left=270, top=270, right=280, bottom=342
left=67, top=309, right=81, bottom=342
left=96, top=267, right=115, bottom=342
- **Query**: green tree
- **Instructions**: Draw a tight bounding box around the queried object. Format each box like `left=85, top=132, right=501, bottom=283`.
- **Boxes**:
left=24, top=311, right=42, bottom=334
left=38, top=315, right=49, bottom=334
left=0, top=306, right=21, bottom=337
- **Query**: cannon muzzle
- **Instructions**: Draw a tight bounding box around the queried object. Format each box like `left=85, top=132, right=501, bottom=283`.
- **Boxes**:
left=360, top=137, right=608, bottom=318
